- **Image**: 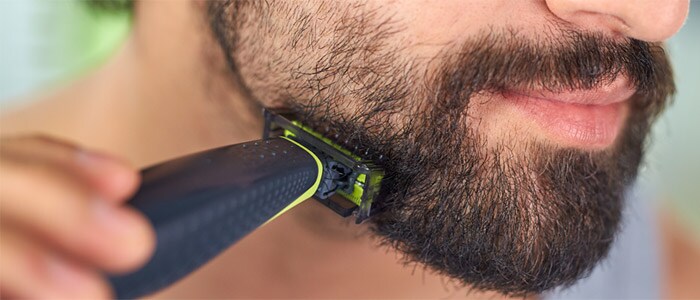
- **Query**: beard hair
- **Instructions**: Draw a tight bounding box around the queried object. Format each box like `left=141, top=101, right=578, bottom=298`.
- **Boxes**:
left=208, top=1, right=675, bottom=295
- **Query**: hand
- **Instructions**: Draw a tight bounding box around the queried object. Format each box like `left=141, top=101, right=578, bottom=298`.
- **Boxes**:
left=0, top=135, right=155, bottom=299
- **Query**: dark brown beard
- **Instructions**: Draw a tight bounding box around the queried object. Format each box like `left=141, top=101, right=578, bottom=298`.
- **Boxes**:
left=207, top=1, right=675, bottom=295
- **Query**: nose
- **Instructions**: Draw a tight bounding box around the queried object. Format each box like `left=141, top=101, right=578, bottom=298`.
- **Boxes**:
left=545, top=0, right=689, bottom=42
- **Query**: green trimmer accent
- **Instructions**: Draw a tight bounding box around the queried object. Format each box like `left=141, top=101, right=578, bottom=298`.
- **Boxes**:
left=263, top=109, right=385, bottom=223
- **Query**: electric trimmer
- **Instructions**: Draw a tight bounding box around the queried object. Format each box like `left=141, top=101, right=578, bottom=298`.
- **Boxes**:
left=108, top=109, right=384, bottom=298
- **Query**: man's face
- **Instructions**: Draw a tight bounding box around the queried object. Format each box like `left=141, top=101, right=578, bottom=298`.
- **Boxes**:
left=208, top=0, right=674, bottom=295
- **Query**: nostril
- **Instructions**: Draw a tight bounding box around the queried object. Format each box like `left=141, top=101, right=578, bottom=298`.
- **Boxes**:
left=600, top=13, right=631, bottom=36
left=568, top=11, right=631, bottom=39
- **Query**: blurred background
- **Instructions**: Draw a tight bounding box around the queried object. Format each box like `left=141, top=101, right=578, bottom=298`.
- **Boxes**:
left=0, top=1, right=698, bottom=240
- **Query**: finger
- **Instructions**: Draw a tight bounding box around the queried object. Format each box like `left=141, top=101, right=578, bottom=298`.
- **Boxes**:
left=1, top=135, right=140, bottom=202
left=75, top=149, right=141, bottom=202
left=0, top=159, right=155, bottom=273
left=0, top=226, right=112, bottom=299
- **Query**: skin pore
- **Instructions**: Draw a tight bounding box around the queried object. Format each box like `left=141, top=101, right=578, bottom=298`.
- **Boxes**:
left=1, top=0, right=694, bottom=298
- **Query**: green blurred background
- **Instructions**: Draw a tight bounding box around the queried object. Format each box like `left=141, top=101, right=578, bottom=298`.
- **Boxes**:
left=1, top=1, right=698, bottom=239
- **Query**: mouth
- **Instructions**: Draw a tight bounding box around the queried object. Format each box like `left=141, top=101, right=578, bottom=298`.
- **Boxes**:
left=502, top=77, right=636, bottom=149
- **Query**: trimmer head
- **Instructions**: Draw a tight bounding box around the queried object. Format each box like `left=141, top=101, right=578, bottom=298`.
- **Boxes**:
left=263, top=109, right=384, bottom=223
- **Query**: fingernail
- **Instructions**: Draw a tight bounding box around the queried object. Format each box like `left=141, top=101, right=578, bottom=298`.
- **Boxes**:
left=75, top=149, right=113, bottom=169
left=91, top=198, right=131, bottom=234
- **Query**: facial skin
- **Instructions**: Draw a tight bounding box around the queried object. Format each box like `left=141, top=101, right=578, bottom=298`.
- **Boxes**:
left=207, top=0, right=678, bottom=296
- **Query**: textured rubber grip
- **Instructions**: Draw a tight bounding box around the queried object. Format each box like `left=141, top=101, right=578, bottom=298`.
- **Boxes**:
left=108, top=138, right=320, bottom=299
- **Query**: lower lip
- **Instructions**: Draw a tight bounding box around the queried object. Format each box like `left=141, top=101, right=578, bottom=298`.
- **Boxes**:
left=503, top=92, right=629, bottom=148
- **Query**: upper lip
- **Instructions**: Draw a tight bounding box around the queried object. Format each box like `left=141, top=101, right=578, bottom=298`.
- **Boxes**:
left=507, top=76, right=636, bottom=106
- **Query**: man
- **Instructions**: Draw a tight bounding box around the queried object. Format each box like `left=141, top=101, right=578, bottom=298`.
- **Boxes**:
left=1, top=0, right=697, bottom=298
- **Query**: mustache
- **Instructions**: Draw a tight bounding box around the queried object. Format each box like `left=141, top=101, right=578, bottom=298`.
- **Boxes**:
left=430, top=29, right=675, bottom=117
left=284, top=29, right=676, bottom=173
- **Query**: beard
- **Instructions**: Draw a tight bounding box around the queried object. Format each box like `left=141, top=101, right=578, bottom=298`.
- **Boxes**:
left=207, top=1, right=675, bottom=295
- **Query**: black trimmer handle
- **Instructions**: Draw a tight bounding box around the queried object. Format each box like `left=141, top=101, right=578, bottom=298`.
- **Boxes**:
left=108, top=137, right=321, bottom=299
